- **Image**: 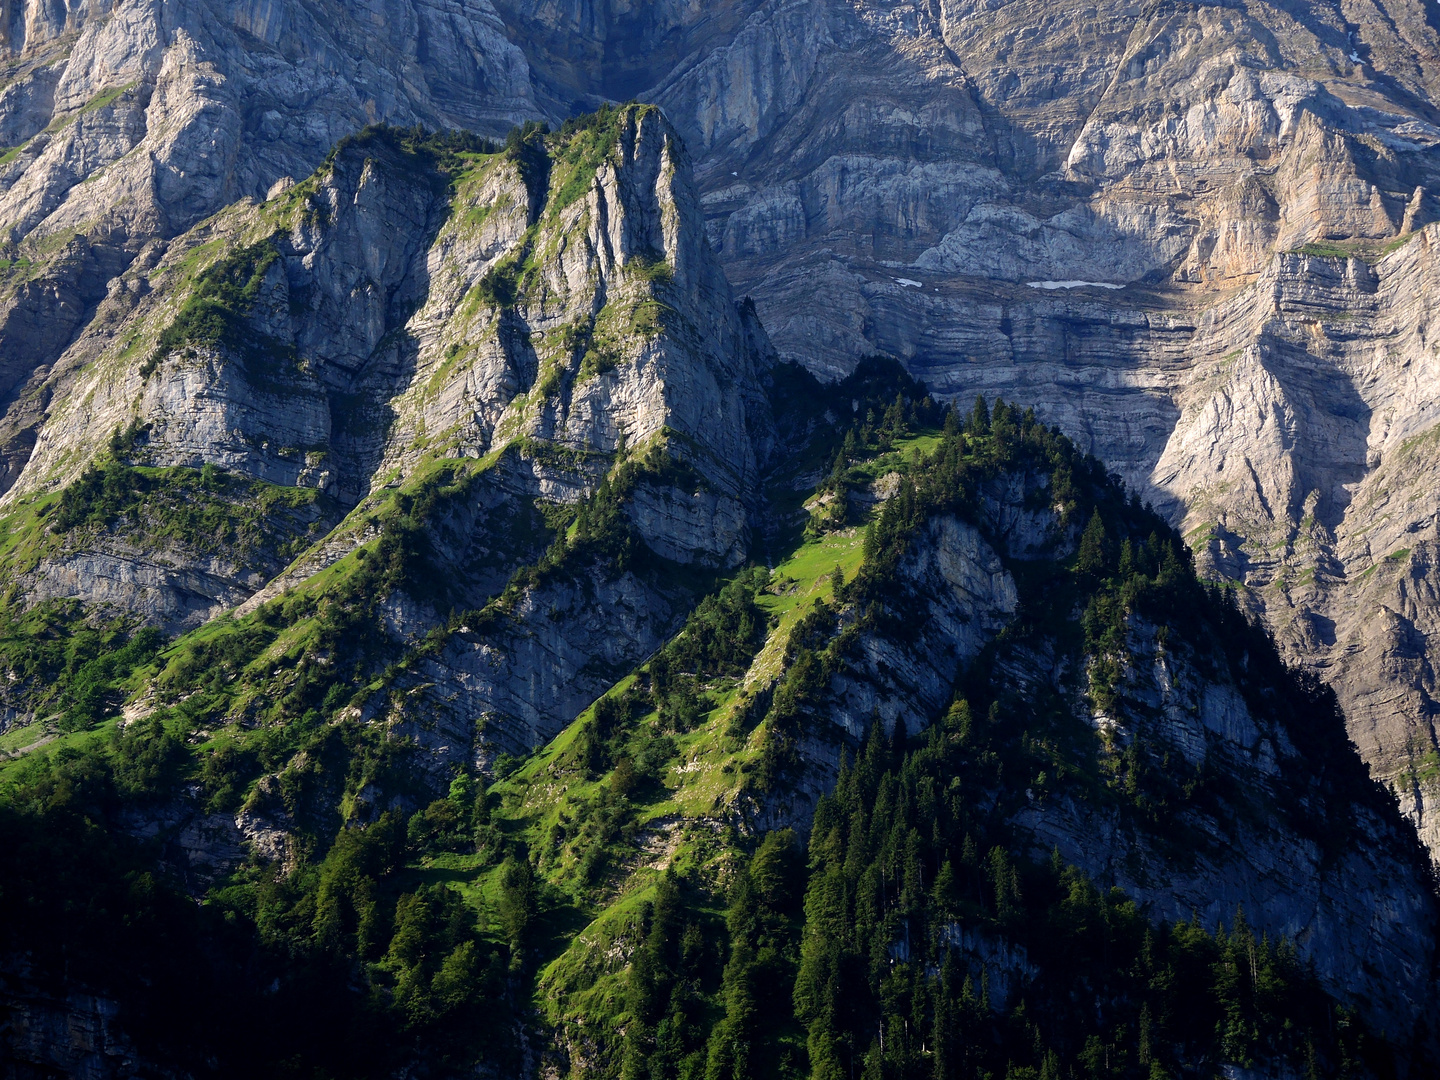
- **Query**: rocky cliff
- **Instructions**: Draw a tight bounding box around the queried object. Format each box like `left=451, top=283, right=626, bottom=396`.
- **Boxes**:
left=745, top=432, right=1439, bottom=1044
left=487, top=0, right=1440, bottom=855
left=480, top=403, right=1440, bottom=1076
left=0, top=0, right=537, bottom=491
left=0, top=4, right=1438, bottom=1076
left=0, top=0, right=1437, bottom=856
left=0, top=105, right=773, bottom=763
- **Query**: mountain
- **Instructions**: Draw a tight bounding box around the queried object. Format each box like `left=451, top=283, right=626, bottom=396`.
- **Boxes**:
left=0, top=4, right=1438, bottom=1078
left=0, top=0, right=1437, bottom=858
left=0, top=108, right=1435, bottom=1078
left=0, top=103, right=774, bottom=760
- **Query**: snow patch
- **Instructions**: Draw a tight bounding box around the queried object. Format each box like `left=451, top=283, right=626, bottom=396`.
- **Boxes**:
left=1026, top=280, right=1124, bottom=290
left=895, top=277, right=923, bottom=288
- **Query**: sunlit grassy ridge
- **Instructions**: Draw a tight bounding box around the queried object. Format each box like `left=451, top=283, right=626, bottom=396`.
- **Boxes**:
left=429, top=423, right=946, bottom=1051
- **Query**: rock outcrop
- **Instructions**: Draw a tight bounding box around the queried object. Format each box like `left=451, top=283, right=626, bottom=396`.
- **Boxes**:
left=1, top=0, right=1437, bottom=855
left=0, top=0, right=538, bottom=493
left=0, top=106, right=775, bottom=771
left=749, top=455, right=1439, bottom=1049
left=0, top=964, right=186, bottom=1080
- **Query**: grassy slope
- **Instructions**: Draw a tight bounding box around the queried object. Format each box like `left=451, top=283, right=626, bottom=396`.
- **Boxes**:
left=392, top=428, right=945, bottom=1045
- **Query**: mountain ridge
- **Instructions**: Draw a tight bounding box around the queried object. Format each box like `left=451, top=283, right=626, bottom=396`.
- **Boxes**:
left=0, top=7, right=1439, bottom=1077
left=1, top=0, right=1439, bottom=853
left=3, top=363, right=1436, bottom=1077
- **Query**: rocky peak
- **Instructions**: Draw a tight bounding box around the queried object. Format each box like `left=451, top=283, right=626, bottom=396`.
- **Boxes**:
left=0, top=0, right=543, bottom=499
left=0, top=107, right=772, bottom=674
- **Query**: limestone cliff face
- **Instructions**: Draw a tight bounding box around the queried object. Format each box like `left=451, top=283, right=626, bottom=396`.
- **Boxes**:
left=822, top=512, right=1019, bottom=740
left=616, top=0, right=1440, bottom=361
left=1150, top=234, right=1440, bottom=849
left=0, top=0, right=538, bottom=490
left=0, top=107, right=775, bottom=752
left=749, top=468, right=1438, bottom=1050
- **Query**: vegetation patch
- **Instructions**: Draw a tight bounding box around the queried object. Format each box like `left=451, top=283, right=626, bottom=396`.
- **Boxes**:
left=1290, top=232, right=1418, bottom=264
left=546, top=104, right=630, bottom=218
left=322, top=123, right=500, bottom=194
left=471, top=231, right=535, bottom=311
left=144, top=238, right=296, bottom=384
left=44, top=81, right=138, bottom=135
left=0, top=601, right=163, bottom=734
left=53, top=458, right=330, bottom=561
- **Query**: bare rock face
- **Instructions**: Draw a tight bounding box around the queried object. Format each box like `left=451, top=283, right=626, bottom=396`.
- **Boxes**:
left=824, top=513, right=1019, bottom=742
left=610, top=0, right=1440, bottom=355
left=0, top=0, right=539, bottom=494
left=0, top=105, right=775, bottom=755
left=1148, top=234, right=1440, bottom=849
left=754, top=467, right=1439, bottom=1049
left=23, top=544, right=300, bottom=635
left=0, top=964, right=186, bottom=1080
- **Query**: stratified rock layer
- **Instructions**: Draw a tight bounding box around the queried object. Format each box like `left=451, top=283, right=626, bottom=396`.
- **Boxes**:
left=1, top=0, right=1438, bottom=851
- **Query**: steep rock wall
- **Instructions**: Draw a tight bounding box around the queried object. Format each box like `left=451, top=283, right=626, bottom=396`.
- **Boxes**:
left=748, top=464, right=1440, bottom=1049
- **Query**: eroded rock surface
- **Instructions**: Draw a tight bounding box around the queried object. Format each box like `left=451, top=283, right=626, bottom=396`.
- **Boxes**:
left=750, top=465, right=1439, bottom=1048
left=2, top=0, right=1439, bottom=852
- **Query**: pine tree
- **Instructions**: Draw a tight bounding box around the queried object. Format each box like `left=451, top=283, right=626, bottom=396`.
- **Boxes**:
left=497, top=855, right=536, bottom=963
left=1077, top=509, right=1108, bottom=577
left=970, top=395, right=990, bottom=434
left=942, top=405, right=961, bottom=437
